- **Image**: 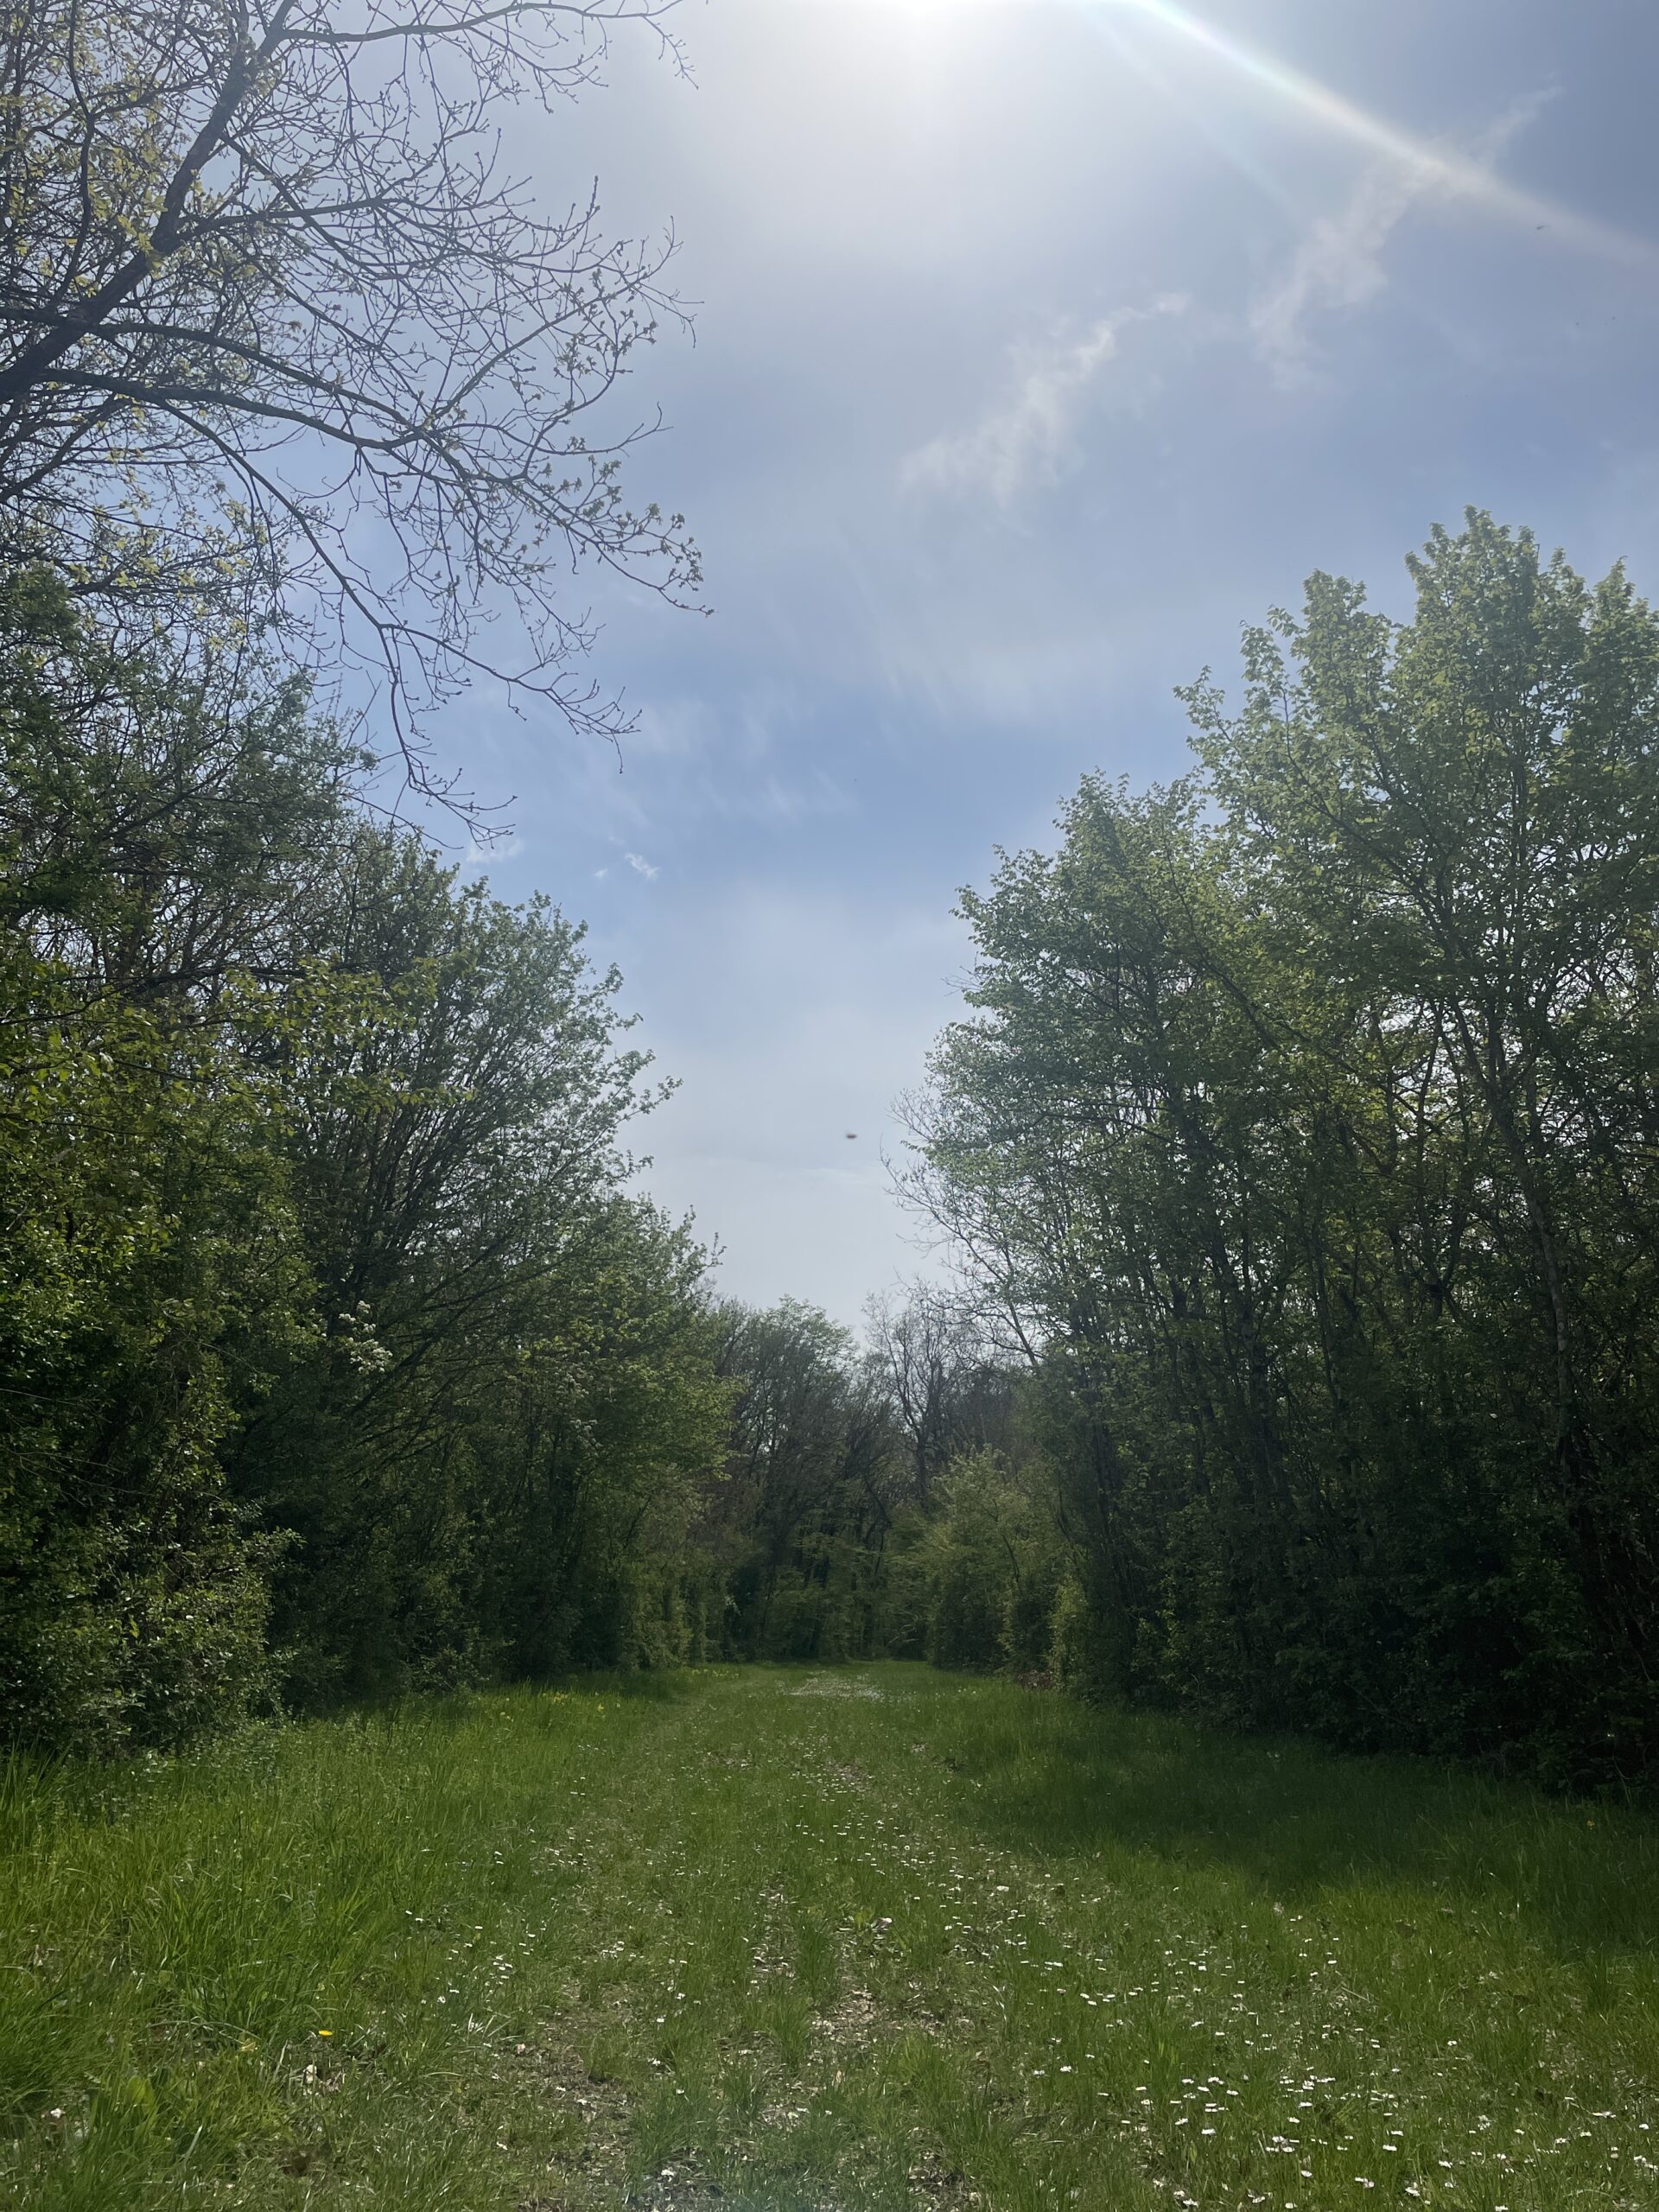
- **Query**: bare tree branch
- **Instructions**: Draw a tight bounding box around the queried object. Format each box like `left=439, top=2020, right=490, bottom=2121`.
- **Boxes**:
left=0, top=0, right=700, bottom=802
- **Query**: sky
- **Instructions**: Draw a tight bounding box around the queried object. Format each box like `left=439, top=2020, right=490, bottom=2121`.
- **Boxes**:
left=435, top=0, right=1659, bottom=1327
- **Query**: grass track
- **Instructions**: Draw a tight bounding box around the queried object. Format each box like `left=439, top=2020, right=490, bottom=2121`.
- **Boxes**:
left=3, top=1664, right=1658, bottom=2209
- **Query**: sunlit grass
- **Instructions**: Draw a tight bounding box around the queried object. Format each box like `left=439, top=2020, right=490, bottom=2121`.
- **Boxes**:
left=3, top=1666, right=1657, bottom=2208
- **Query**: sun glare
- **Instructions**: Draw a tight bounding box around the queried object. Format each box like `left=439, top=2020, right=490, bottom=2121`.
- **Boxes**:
left=1103, top=0, right=1648, bottom=263
left=837, top=0, right=1650, bottom=267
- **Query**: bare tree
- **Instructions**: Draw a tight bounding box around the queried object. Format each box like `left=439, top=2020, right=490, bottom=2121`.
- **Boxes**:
left=0, top=0, right=699, bottom=793
left=865, top=1281, right=1007, bottom=1507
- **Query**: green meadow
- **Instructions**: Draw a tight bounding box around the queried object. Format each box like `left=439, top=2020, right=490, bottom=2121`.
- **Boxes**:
left=3, top=1666, right=1656, bottom=2210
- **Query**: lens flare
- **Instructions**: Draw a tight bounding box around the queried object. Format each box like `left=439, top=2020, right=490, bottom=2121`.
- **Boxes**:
left=857, top=0, right=1651, bottom=268
left=1095, top=0, right=1649, bottom=264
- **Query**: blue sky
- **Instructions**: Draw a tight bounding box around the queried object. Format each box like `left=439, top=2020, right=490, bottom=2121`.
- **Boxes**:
left=442, top=0, right=1659, bottom=1325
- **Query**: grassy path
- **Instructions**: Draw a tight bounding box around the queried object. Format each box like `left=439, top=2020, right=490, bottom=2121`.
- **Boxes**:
left=4, top=1666, right=1659, bottom=2209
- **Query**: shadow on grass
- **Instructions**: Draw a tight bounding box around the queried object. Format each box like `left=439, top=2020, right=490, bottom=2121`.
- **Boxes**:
left=363, top=1666, right=705, bottom=1735
left=932, top=1687, right=1659, bottom=1962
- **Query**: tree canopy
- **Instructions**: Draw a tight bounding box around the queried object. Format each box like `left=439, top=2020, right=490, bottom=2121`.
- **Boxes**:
left=0, top=575, right=725, bottom=1746
left=903, top=514, right=1659, bottom=1784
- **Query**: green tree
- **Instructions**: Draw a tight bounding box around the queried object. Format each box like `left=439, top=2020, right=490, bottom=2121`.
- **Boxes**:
left=0, top=573, right=333, bottom=1749
left=907, top=516, right=1659, bottom=1783
left=0, top=577, right=728, bottom=1749
left=0, top=951, right=308, bottom=1751
left=0, top=569, right=359, bottom=998
left=232, top=830, right=715, bottom=1702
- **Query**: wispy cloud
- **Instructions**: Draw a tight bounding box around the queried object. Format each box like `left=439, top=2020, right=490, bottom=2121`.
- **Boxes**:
left=1251, top=94, right=1551, bottom=382
left=625, top=849, right=661, bottom=880
left=900, top=296, right=1188, bottom=505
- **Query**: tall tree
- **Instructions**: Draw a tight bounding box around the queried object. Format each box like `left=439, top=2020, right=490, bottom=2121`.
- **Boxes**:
left=865, top=1283, right=1011, bottom=1507
left=230, top=828, right=683, bottom=1700
left=906, top=516, right=1659, bottom=1784
left=0, top=0, right=697, bottom=787
left=0, top=580, right=728, bottom=1749
left=0, top=569, right=331, bottom=1751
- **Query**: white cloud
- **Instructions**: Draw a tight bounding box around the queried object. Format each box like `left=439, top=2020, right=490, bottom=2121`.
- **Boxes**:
left=900, top=295, right=1189, bottom=505
left=457, top=831, right=524, bottom=877
left=1251, top=94, right=1551, bottom=382
left=625, top=850, right=661, bottom=880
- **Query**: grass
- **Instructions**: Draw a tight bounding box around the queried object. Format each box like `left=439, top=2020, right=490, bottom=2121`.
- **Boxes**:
left=3, top=1665, right=1658, bottom=2210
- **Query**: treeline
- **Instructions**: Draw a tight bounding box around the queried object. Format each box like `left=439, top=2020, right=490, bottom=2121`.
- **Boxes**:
left=0, top=576, right=1049, bottom=1752
left=708, top=1293, right=1042, bottom=1669
left=0, top=0, right=736, bottom=1755
left=902, top=516, right=1659, bottom=1789
left=0, top=579, right=729, bottom=1751
left=725, top=515, right=1659, bottom=1793
left=10, top=268, right=1656, bottom=1806
left=0, top=0, right=1064, bottom=1758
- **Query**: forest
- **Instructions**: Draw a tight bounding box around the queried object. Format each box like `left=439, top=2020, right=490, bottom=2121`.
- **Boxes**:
left=3, top=0, right=1657, bottom=1797
left=7, top=5, right=1659, bottom=2207
left=8, top=516, right=1659, bottom=1794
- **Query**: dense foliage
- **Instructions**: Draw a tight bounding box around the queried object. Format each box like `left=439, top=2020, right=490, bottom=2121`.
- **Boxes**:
left=0, top=571, right=1042, bottom=1754
left=0, top=575, right=727, bottom=1751
left=690, top=1290, right=1052, bottom=1675
left=8, top=499, right=1656, bottom=1793
left=906, top=516, right=1659, bottom=1786
left=0, top=0, right=738, bottom=1756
